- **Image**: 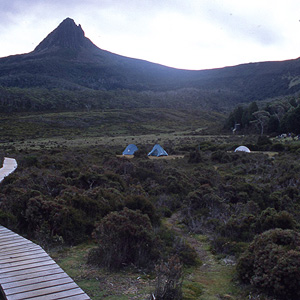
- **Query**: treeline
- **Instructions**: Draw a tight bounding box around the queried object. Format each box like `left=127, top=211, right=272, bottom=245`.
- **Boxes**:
left=225, top=96, right=300, bottom=135
left=0, top=86, right=144, bottom=112
left=0, top=85, right=244, bottom=113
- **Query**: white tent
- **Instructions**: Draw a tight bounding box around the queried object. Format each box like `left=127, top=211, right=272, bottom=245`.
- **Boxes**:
left=234, top=146, right=251, bottom=153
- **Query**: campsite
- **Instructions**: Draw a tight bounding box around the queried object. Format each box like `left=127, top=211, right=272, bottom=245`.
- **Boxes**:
left=1, top=13, right=300, bottom=300
left=0, top=106, right=299, bottom=300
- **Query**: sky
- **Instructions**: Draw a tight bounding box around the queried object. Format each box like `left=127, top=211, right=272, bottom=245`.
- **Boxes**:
left=1, top=0, right=300, bottom=70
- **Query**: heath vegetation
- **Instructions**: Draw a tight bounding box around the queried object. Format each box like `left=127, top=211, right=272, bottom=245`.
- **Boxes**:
left=0, top=101, right=299, bottom=299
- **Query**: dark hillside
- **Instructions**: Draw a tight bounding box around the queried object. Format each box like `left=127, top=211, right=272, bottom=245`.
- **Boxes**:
left=1, top=18, right=300, bottom=110
left=0, top=18, right=193, bottom=91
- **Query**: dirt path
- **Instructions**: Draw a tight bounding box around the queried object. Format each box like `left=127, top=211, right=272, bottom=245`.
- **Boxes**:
left=165, top=212, right=240, bottom=300
left=166, top=212, right=214, bottom=269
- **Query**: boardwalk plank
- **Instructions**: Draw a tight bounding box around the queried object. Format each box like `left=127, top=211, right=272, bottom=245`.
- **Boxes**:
left=0, top=242, right=40, bottom=249
left=0, top=245, right=41, bottom=254
left=0, top=158, right=17, bottom=182
left=0, top=237, right=28, bottom=244
left=0, top=268, right=65, bottom=285
left=0, top=260, right=57, bottom=278
left=6, top=282, right=79, bottom=300
left=0, top=233, right=18, bottom=239
left=0, top=224, right=90, bottom=300
left=0, top=248, right=43, bottom=258
left=0, top=255, right=53, bottom=268
left=0, top=240, right=32, bottom=248
left=0, top=227, right=12, bottom=232
left=24, top=287, right=87, bottom=300
left=5, top=277, right=74, bottom=295
left=2, top=272, right=68, bottom=289
left=0, top=253, right=49, bottom=264
left=58, top=294, right=91, bottom=300
left=0, top=249, right=47, bottom=261
left=0, top=245, right=42, bottom=255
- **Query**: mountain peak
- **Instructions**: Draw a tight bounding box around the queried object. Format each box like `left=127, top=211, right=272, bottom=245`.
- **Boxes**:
left=34, top=18, right=88, bottom=52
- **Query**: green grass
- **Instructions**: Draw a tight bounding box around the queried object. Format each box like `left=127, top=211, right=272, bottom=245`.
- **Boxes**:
left=183, top=281, right=204, bottom=299
left=0, top=108, right=225, bottom=143
left=50, top=242, right=155, bottom=300
left=182, top=238, right=243, bottom=300
left=49, top=240, right=243, bottom=300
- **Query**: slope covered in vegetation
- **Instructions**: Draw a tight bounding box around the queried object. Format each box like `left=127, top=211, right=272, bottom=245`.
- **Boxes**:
left=3, top=18, right=300, bottom=113
left=0, top=109, right=299, bottom=299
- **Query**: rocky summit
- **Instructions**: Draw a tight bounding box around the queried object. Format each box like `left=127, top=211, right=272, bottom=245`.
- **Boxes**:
left=34, top=18, right=91, bottom=52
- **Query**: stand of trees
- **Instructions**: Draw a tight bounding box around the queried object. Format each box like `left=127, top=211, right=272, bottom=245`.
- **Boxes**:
left=0, top=85, right=243, bottom=113
left=225, top=96, right=300, bottom=135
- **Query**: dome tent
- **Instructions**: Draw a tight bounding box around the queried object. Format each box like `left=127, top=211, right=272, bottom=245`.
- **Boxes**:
left=234, top=146, right=250, bottom=153
left=148, top=144, right=168, bottom=157
left=122, top=144, right=138, bottom=155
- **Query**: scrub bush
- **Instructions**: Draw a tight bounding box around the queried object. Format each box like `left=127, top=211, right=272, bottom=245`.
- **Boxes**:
left=188, top=149, right=202, bottom=163
left=152, top=255, right=183, bottom=300
left=89, top=208, right=158, bottom=270
left=237, top=229, right=300, bottom=299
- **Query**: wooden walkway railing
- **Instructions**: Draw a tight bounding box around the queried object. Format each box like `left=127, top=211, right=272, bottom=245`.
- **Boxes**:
left=0, top=226, right=90, bottom=300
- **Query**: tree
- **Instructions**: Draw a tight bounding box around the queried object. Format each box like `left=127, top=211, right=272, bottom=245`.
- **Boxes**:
left=225, top=106, right=244, bottom=130
left=282, top=106, right=300, bottom=134
left=267, top=102, right=287, bottom=122
left=267, top=115, right=280, bottom=133
left=242, top=101, right=258, bottom=127
left=251, top=110, right=270, bottom=135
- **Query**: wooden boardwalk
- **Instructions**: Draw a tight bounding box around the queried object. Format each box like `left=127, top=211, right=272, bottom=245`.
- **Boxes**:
left=0, top=226, right=90, bottom=300
left=0, top=158, right=17, bottom=183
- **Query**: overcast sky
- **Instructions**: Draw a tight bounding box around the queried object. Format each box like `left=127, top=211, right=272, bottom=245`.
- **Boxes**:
left=1, top=0, right=300, bottom=70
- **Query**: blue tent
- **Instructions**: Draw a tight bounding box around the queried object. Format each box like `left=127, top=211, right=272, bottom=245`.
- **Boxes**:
left=148, top=144, right=168, bottom=157
left=122, top=144, right=138, bottom=155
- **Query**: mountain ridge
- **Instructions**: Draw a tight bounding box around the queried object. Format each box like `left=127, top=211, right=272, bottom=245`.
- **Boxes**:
left=1, top=18, right=300, bottom=106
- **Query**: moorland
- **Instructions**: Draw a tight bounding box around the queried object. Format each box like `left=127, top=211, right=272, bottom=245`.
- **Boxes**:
left=0, top=104, right=300, bottom=300
left=0, top=18, right=300, bottom=300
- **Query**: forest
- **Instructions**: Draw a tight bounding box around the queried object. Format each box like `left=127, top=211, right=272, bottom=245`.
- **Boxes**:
left=0, top=85, right=244, bottom=112
left=225, top=95, right=300, bottom=135
left=0, top=97, right=299, bottom=299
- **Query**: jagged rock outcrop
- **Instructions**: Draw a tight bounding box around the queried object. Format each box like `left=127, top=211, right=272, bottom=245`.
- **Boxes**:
left=34, top=18, right=98, bottom=54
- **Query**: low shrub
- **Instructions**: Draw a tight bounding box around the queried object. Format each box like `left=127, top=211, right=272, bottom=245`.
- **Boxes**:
left=188, top=149, right=202, bottom=163
left=237, top=229, right=300, bottom=299
left=125, top=194, right=159, bottom=225
left=173, top=237, right=199, bottom=267
left=89, top=208, right=158, bottom=270
left=0, top=209, right=16, bottom=229
left=152, top=255, right=183, bottom=300
left=255, top=208, right=295, bottom=233
left=133, top=146, right=148, bottom=158
left=271, top=143, right=285, bottom=151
